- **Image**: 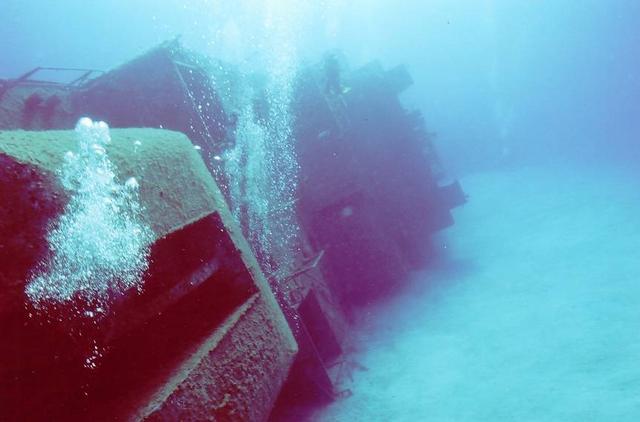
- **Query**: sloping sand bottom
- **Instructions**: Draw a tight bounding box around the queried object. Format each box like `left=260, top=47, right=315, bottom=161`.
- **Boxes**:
left=314, top=162, right=640, bottom=421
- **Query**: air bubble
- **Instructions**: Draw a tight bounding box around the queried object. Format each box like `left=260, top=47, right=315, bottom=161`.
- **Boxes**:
left=26, top=118, right=153, bottom=313
left=125, top=177, right=139, bottom=190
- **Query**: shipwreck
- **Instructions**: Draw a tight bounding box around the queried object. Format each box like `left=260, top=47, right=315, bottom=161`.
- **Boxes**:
left=0, top=39, right=465, bottom=421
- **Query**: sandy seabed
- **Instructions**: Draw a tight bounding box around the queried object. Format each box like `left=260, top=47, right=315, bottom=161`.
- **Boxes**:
left=313, top=161, right=640, bottom=421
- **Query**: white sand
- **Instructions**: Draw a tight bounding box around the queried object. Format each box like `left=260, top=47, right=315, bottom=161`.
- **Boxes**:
left=313, top=163, right=640, bottom=421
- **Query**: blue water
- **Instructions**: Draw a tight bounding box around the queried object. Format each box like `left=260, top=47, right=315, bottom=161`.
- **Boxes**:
left=3, top=1, right=640, bottom=420
left=3, top=1, right=640, bottom=172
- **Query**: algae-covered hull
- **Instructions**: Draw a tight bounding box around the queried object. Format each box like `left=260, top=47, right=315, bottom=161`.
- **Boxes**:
left=0, top=128, right=296, bottom=421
